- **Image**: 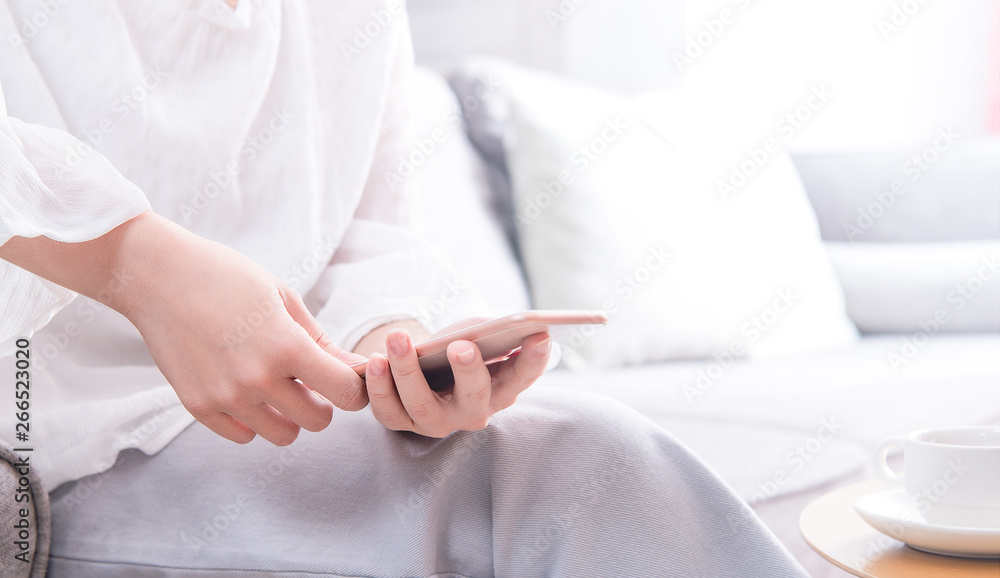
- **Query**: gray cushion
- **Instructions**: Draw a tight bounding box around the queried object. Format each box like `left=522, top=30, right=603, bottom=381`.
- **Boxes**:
left=792, top=136, right=1000, bottom=242
left=447, top=60, right=520, bottom=257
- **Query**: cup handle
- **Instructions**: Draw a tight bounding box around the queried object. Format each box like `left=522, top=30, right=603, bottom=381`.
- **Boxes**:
left=873, top=436, right=906, bottom=485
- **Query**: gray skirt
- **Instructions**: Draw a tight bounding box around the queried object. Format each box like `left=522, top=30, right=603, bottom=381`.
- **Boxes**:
left=46, top=388, right=807, bottom=577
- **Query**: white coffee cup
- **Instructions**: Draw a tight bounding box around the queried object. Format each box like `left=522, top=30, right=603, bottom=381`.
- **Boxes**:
left=873, top=426, right=1000, bottom=526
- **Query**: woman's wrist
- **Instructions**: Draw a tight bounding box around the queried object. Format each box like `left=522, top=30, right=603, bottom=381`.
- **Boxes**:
left=104, top=211, right=193, bottom=321
left=0, top=209, right=152, bottom=313
left=0, top=209, right=200, bottom=323
left=354, top=319, right=430, bottom=358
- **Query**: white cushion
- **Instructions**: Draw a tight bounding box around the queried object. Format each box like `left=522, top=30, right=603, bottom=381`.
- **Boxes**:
left=476, top=61, right=858, bottom=368
left=827, top=241, right=1000, bottom=334
left=407, top=68, right=531, bottom=317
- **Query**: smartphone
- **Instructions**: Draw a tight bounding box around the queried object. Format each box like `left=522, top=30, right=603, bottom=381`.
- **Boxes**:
left=351, top=310, right=608, bottom=389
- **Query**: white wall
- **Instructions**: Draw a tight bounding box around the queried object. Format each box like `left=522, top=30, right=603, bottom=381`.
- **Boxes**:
left=408, top=0, right=685, bottom=93
left=637, top=0, right=1000, bottom=150
left=408, top=0, right=999, bottom=150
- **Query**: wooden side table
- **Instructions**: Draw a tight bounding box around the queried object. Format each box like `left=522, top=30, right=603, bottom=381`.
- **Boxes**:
left=800, top=479, right=1000, bottom=578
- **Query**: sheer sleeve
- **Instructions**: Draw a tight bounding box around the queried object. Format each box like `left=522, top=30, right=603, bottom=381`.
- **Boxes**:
left=0, top=81, right=150, bottom=357
left=312, top=18, right=489, bottom=350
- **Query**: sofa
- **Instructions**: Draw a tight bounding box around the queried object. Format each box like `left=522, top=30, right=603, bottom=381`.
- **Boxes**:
left=404, top=61, right=1000, bottom=577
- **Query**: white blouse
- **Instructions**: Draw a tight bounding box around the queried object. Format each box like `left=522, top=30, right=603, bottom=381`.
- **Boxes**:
left=0, top=0, right=485, bottom=488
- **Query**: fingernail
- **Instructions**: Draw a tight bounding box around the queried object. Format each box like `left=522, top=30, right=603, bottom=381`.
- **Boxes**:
left=389, top=330, right=410, bottom=357
left=368, top=356, right=384, bottom=377
left=534, top=338, right=552, bottom=356
left=456, top=343, right=476, bottom=365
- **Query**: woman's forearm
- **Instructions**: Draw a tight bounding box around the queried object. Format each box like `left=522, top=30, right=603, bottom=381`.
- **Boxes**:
left=0, top=209, right=165, bottom=317
left=1, top=208, right=370, bottom=445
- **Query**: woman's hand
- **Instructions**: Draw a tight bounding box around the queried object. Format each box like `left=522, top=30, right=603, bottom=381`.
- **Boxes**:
left=1, top=211, right=368, bottom=445
left=123, top=214, right=370, bottom=445
left=360, top=320, right=552, bottom=438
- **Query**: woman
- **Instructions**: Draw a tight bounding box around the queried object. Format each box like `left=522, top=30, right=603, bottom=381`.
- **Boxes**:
left=0, top=1, right=807, bottom=575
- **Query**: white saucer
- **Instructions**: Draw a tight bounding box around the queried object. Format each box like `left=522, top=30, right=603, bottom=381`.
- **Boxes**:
left=854, top=489, right=1000, bottom=559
